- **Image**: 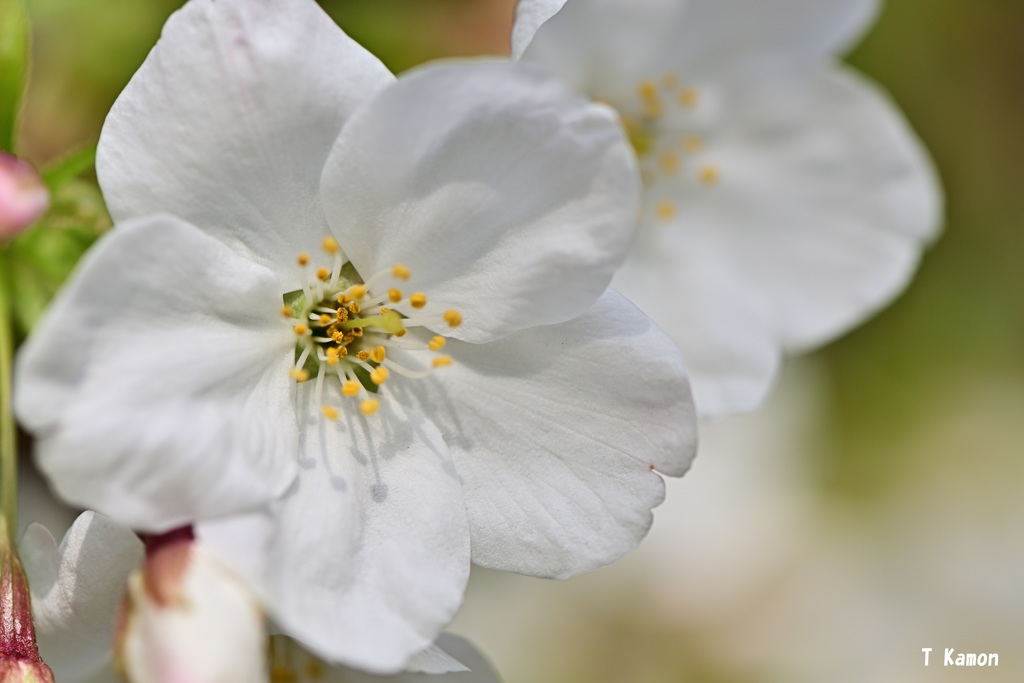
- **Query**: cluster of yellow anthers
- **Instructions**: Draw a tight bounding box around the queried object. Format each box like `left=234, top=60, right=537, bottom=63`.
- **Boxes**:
left=283, top=237, right=462, bottom=419
left=618, top=72, right=720, bottom=223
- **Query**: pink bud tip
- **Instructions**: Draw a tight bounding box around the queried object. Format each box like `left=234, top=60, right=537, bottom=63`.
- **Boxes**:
left=0, top=154, right=49, bottom=239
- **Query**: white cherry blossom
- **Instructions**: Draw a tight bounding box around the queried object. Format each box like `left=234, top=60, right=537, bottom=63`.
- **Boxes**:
left=513, top=0, right=943, bottom=415
left=15, top=0, right=697, bottom=672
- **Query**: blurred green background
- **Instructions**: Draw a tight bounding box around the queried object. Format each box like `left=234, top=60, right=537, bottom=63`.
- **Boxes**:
left=14, top=0, right=1024, bottom=681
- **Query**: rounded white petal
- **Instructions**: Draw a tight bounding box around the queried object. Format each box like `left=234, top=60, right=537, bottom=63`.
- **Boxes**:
left=97, top=0, right=393, bottom=284
left=19, top=512, right=143, bottom=683
left=518, top=0, right=879, bottom=92
left=647, top=65, right=941, bottom=355
left=15, top=214, right=297, bottom=531
left=119, top=545, right=266, bottom=683
left=264, top=391, right=470, bottom=673
left=397, top=289, right=696, bottom=578
left=321, top=60, right=638, bottom=343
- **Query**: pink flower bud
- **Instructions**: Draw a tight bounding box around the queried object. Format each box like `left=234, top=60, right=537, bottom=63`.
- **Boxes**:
left=1, top=524, right=54, bottom=683
left=115, top=528, right=267, bottom=683
left=0, top=154, right=48, bottom=239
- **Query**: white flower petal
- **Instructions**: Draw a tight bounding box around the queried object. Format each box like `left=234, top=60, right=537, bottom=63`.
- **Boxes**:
left=19, top=512, right=143, bottom=683
left=321, top=60, right=638, bottom=343
left=510, top=0, right=565, bottom=59
left=15, top=214, right=297, bottom=530
left=97, top=0, right=393, bottom=284
left=396, top=289, right=696, bottom=578
left=322, top=634, right=502, bottom=682
left=264, top=391, right=469, bottom=673
left=612, top=229, right=781, bottom=417
left=519, top=0, right=878, bottom=89
left=652, top=65, right=941, bottom=353
left=518, top=0, right=689, bottom=97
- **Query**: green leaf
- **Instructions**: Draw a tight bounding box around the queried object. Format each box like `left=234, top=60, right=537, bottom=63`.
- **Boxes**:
left=41, top=144, right=97, bottom=192
left=0, top=0, right=29, bottom=151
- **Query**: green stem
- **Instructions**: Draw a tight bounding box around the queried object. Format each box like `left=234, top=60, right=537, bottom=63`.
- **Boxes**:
left=0, top=249, right=16, bottom=541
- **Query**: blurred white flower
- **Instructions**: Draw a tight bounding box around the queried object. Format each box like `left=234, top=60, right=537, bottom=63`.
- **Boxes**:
left=15, top=0, right=696, bottom=672
left=514, top=0, right=942, bottom=416
left=0, top=153, right=48, bottom=239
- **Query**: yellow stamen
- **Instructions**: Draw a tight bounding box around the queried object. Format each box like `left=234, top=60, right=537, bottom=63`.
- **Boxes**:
left=297, top=253, right=310, bottom=267
left=392, top=263, right=411, bottom=280
left=316, top=267, right=330, bottom=281
left=656, top=199, right=677, bottom=221
left=348, top=301, right=361, bottom=315
left=281, top=305, right=294, bottom=318
left=294, top=324, right=309, bottom=336
left=433, top=355, right=453, bottom=368
left=322, top=405, right=339, bottom=421
left=395, top=328, right=407, bottom=338
left=289, top=368, right=309, bottom=382
left=679, top=86, right=699, bottom=108
left=428, top=336, right=446, bottom=351
left=684, top=135, right=703, bottom=154
left=443, top=310, right=462, bottom=328
left=699, top=164, right=720, bottom=186
left=325, top=348, right=340, bottom=365
left=322, top=237, right=339, bottom=254
left=659, top=151, right=681, bottom=175
left=388, top=288, right=402, bottom=303
left=318, top=314, right=331, bottom=326
left=342, top=380, right=361, bottom=397
left=409, top=293, right=427, bottom=309
left=337, top=293, right=351, bottom=304
left=349, top=285, right=366, bottom=300
left=370, top=367, right=389, bottom=385
left=369, top=346, right=386, bottom=363
left=360, top=398, right=380, bottom=416
left=357, top=350, right=370, bottom=362
left=637, top=80, right=663, bottom=119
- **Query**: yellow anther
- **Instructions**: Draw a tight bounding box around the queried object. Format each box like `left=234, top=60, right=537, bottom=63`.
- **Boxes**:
left=337, top=346, right=348, bottom=357
left=428, top=336, right=446, bottom=351
left=322, top=405, right=339, bottom=421
left=678, top=86, right=699, bottom=108
left=684, top=135, right=704, bottom=154
left=699, top=164, right=720, bottom=186
left=388, top=288, right=402, bottom=303
left=348, top=301, right=361, bottom=315
left=289, top=368, right=309, bottom=382
left=433, top=355, right=453, bottom=368
left=337, top=293, right=351, bottom=304
left=637, top=80, right=663, bottom=119
left=335, top=308, right=349, bottom=323
left=318, top=314, right=332, bottom=326
left=325, top=348, right=340, bottom=365
left=316, top=267, right=330, bottom=281
left=370, top=367, right=389, bottom=385
left=351, top=327, right=363, bottom=337
left=661, top=72, right=679, bottom=89
left=659, top=151, right=681, bottom=175
left=349, top=285, right=367, bottom=300
left=443, top=310, right=462, bottom=328
left=395, top=328, right=407, bottom=338
left=392, top=263, right=411, bottom=280
left=357, top=350, right=370, bottom=362
left=297, top=253, right=310, bottom=267
left=342, top=380, right=361, bottom=397
left=360, top=398, right=380, bottom=416
left=656, top=199, right=677, bottom=221
left=281, top=305, right=294, bottom=318
left=322, top=237, right=339, bottom=254
left=379, top=307, right=390, bottom=314
left=369, top=346, right=386, bottom=363
left=409, top=293, right=427, bottom=309
left=293, top=324, right=309, bottom=336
